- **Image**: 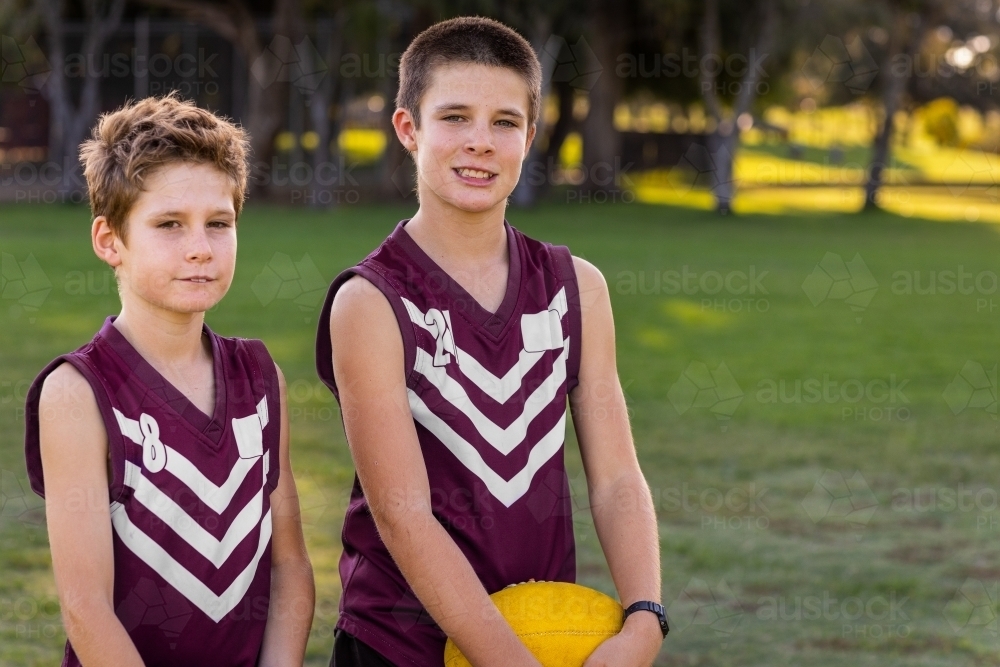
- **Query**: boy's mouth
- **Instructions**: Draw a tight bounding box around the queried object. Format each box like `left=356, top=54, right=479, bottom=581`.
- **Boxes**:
left=454, top=167, right=497, bottom=184
left=180, top=277, right=213, bottom=284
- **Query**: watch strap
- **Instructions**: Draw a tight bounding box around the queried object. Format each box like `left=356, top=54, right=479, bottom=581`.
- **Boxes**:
left=622, top=600, right=670, bottom=638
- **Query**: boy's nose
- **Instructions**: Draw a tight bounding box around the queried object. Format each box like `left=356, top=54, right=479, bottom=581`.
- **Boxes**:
left=464, top=122, right=495, bottom=154
left=186, top=227, right=214, bottom=261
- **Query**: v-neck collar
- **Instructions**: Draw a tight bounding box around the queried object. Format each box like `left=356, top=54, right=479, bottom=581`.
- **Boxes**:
left=391, top=218, right=522, bottom=338
left=98, top=316, right=228, bottom=446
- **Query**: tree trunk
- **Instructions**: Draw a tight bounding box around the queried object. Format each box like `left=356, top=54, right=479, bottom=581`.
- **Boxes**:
left=864, top=9, right=928, bottom=210
left=533, top=78, right=576, bottom=203
left=581, top=3, right=626, bottom=197
left=512, top=18, right=556, bottom=208
left=41, top=0, right=126, bottom=198
left=699, top=0, right=778, bottom=214
left=709, top=132, right=739, bottom=214
left=307, top=11, right=347, bottom=208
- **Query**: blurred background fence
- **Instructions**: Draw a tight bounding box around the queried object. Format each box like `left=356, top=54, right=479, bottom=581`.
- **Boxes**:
left=4, top=0, right=1000, bottom=218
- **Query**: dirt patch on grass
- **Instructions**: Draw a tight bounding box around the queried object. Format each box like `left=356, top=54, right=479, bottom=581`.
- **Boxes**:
left=885, top=543, right=949, bottom=564
left=797, top=634, right=972, bottom=656
left=958, top=564, right=1000, bottom=580
left=655, top=653, right=717, bottom=667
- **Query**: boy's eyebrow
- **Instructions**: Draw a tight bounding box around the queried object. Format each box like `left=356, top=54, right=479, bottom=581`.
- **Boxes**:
left=433, top=103, right=525, bottom=119
left=151, top=208, right=235, bottom=218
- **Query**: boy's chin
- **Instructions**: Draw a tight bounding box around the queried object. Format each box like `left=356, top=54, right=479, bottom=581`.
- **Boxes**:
left=172, top=294, right=226, bottom=314
left=443, top=192, right=508, bottom=214
left=132, top=292, right=226, bottom=317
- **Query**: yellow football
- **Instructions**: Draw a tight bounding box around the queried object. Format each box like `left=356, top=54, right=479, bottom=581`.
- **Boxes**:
left=443, top=581, right=623, bottom=667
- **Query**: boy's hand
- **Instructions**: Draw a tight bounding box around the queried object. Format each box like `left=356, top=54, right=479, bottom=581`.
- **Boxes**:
left=582, top=612, right=663, bottom=667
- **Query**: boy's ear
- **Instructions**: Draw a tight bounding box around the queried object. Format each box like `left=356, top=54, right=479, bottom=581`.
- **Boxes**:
left=524, top=123, right=537, bottom=160
left=92, top=216, right=123, bottom=269
left=393, top=107, right=419, bottom=153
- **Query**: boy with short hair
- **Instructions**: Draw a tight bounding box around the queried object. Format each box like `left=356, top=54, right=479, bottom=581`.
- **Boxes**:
left=316, top=17, right=664, bottom=667
left=24, top=93, right=314, bottom=667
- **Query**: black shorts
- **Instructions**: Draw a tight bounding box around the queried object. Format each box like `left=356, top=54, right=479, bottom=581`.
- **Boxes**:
left=330, top=629, right=396, bottom=667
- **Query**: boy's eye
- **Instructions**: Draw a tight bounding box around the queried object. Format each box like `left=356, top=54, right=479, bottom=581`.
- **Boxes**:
left=208, top=220, right=232, bottom=228
left=496, top=119, right=516, bottom=128
left=157, top=220, right=179, bottom=228
left=443, top=115, right=464, bottom=122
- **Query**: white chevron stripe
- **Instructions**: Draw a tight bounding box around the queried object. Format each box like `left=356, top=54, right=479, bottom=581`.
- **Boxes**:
left=114, top=408, right=264, bottom=514
left=415, top=339, right=569, bottom=455
left=402, top=287, right=569, bottom=403
left=408, top=391, right=566, bottom=507
left=111, top=505, right=272, bottom=622
left=124, top=461, right=265, bottom=568
left=452, top=348, right=547, bottom=404
left=164, top=453, right=258, bottom=515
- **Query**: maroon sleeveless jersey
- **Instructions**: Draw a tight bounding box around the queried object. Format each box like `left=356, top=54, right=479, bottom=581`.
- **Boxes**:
left=316, top=220, right=582, bottom=665
left=24, top=317, right=280, bottom=667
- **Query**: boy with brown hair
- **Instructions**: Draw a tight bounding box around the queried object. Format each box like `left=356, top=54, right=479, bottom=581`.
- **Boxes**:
left=317, top=16, right=665, bottom=667
left=24, top=93, right=314, bottom=666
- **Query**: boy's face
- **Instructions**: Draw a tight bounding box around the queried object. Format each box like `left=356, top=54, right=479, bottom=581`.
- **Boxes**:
left=95, top=161, right=237, bottom=317
left=395, top=62, right=536, bottom=214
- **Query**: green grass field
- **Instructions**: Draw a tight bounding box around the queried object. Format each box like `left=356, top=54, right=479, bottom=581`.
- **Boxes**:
left=3, top=201, right=1000, bottom=666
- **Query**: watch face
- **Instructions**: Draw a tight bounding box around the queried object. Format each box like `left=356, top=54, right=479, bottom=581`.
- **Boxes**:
left=655, top=606, right=669, bottom=637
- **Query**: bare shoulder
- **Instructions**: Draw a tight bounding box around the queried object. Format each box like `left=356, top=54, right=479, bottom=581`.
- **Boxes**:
left=331, top=273, right=389, bottom=308
left=330, top=274, right=394, bottom=323
left=37, top=361, right=108, bottom=484
left=39, top=361, right=99, bottom=414
left=329, top=274, right=398, bottom=344
left=571, top=256, right=611, bottom=311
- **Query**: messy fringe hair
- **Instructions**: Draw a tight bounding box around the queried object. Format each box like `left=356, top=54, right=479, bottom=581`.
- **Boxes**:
left=79, top=92, right=250, bottom=242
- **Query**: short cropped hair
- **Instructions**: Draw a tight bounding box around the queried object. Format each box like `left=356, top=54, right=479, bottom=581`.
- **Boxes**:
left=79, top=92, right=250, bottom=243
left=396, top=16, right=542, bottom=129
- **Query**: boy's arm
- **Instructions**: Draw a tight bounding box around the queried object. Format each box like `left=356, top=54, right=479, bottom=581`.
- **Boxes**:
left=38, top=363, right=146, bottom=667
left=569, top=257, right=664, bottom=667
left=259, top=365, right=315, bottom=666
left=329, top=275, right=542, bottom=667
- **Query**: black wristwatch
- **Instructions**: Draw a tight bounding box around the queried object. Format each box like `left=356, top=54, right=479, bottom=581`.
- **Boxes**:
left=623, top=600, right=670, bottom=638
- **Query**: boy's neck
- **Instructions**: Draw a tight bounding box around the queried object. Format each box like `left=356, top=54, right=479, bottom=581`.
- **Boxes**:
left=405, top=199, right=508, bottom=268
left=112, top=302, right=211, bottom=369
